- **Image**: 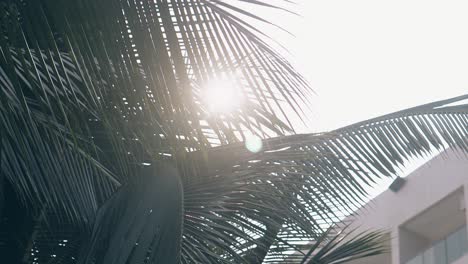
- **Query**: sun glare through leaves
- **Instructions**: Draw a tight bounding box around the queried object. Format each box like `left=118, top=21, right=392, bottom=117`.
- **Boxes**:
left=201, top=76, right=244, bottom=114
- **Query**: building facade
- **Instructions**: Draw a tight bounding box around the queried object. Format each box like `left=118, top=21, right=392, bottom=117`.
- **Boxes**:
left=346, top=149, right=468, bottom=264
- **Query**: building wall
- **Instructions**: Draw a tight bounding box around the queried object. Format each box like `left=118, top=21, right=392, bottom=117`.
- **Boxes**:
left=398, top=227, right=430, bottom=263
left=345, top=149, right=468, bottom=264
left=452, top=253, right=468, bottom=264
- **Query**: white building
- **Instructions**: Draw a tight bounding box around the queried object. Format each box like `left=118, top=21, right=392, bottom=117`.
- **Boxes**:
left=346, top=149, right=468, bottom=264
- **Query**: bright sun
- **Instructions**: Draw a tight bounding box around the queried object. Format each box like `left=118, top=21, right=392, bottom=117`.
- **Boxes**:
left=201, top=76, right=263, bottom=153
left=202, top=76, right=244, bottom=114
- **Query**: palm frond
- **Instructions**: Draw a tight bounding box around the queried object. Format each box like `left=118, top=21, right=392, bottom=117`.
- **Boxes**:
left=2, top=0, right=467, bottom=263
left=298, top=227, right=388, bottom=264
left=78, top=163, right=183, bottom=264
left=1, top=2, right=121, bottom=225
left=180, top=94, right=467, bottom=262
left=0, top=0, right=307, bottom=231
left=1, top=0, right=309, bottom=226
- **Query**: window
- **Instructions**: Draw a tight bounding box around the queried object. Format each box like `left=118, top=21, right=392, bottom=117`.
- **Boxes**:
left=405, top=226, right=468, bottom=264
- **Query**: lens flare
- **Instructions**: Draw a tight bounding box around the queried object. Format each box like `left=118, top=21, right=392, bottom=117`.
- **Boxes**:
left=245, top=134, right=263, bottom=153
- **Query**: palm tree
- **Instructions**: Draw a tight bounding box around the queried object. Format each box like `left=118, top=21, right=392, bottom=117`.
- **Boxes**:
left=0, top=0, right=467, bottom=263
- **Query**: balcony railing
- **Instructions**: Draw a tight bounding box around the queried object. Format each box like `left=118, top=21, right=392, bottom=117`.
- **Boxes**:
left=406, top=225, right=468, bottom=264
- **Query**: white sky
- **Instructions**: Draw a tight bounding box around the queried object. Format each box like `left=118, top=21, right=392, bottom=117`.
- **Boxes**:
left=249, top=0, right=468, bottom=194
left=261, top=0, right=468, bottom=133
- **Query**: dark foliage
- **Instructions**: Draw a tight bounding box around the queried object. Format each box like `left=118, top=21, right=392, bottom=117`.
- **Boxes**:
left=1, top=0, right=467, bottom=263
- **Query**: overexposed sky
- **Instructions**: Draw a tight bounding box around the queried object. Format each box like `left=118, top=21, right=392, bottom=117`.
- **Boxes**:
left=245, top=0, right=467, bottom=192
left=262, top=0, right=468, bottom=132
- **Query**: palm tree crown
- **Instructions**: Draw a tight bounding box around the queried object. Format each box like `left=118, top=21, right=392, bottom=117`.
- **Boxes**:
left=0, top=0, right=467, bottom=263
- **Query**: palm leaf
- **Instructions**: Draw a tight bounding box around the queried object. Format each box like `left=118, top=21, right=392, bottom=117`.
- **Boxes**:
left=180, top=94, right=467, bottom=263
left=298, top=227, right=388, bottom=264
left=1, top=0, right=467, bottom=263
left=79, top=95, right=467, bottom=263
left=1, top=0, right=309, bottom=227
left=79, top=163, right=183, bottom=264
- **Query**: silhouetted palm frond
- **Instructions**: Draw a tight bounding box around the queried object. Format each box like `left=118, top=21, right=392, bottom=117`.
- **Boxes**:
left=1, top=0, right=467, bottom=263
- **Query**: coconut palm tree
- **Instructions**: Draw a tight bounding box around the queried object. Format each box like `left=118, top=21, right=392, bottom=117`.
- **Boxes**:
left=0, top=0, right=467, bottom=263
